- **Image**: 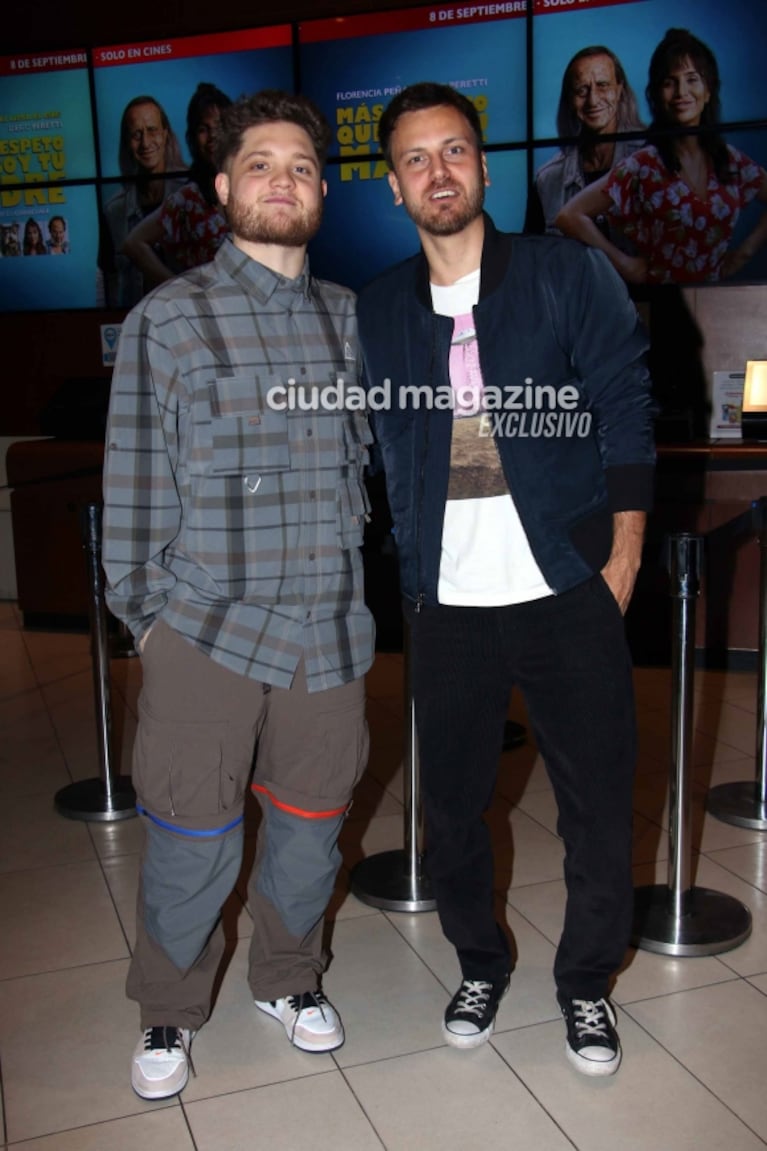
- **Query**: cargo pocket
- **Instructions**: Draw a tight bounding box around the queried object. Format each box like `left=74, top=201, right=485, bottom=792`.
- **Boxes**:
left=337, top=411, right=372, bottom=549
left=133, top=705, right=242, bottom=823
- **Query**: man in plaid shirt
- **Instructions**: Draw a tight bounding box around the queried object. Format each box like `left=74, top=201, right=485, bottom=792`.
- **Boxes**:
left=102, top=90, right=374, bottom=1100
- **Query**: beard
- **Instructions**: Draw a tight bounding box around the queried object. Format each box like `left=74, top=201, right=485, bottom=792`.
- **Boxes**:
left=226, top=191, right=323, bottom=248
left=403, top=176, right=485, bottom=237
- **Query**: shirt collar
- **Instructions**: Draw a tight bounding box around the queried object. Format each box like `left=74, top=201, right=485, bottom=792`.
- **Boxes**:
left=215, top=236, right=313, bottom=303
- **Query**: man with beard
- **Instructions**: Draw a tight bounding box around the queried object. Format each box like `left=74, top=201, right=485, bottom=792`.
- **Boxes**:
left=102, top=91, right=374, bottom=1100
left=356, top=83, right=654, bottom=1076
left=525, top=46, right=645, bottom=238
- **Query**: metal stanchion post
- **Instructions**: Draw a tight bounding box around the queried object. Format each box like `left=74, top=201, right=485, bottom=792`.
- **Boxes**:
left=707, top=497, right=767, bottom=830
left=632, top=532, right=752, bottom=956
left=54, top=503, right=136, bottom=822
left=350, top=625, right=436, bottom=911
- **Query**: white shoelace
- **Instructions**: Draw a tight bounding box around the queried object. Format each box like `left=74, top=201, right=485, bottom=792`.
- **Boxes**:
left=454, top=980, right=493, bottom=1018
left=571, top=999, right=610, bottom=1039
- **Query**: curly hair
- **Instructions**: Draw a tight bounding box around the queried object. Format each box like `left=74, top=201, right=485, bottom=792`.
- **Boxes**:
left=215, top=90, right=332, bottom=172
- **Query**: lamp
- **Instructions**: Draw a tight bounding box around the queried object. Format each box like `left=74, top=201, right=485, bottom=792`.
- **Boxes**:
left=741, top=361, right=767, bottom=441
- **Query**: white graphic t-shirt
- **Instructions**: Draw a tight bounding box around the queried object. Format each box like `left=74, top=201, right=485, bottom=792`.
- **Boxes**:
left=431, top=271, right=552, bottom=605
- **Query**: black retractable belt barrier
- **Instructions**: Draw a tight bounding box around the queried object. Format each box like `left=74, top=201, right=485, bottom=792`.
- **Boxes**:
left=632, top=532, right=751, bottom=955
left=707, top=497, right=767, bottom=830
left=54, top=503, right=136, bottom=822
left=350, top=623, right=436, bottom=912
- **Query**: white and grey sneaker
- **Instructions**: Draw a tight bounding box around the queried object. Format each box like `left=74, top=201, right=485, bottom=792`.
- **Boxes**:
left=558, top=993, right=621, bottom=1076
left=131, top=1025, right=194, bottom=1099
left=255, top=990, right=344, bottom=1052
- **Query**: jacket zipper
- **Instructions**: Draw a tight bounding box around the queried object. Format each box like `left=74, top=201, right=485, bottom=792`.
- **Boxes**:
left=414, top=319, right=438, bottom=611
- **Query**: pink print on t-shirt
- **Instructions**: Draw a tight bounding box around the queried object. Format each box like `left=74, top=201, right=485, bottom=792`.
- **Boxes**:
left=450, top=313, right=483, bottom=418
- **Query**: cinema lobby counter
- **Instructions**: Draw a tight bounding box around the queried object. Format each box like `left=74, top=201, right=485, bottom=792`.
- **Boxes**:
left=626, top=440, right=767, bottom=669
left=5, top=436, right=767, bottom=666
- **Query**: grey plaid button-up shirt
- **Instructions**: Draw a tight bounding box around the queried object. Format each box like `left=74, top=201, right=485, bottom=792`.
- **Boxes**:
left=102, top=238, right=375, bottom=692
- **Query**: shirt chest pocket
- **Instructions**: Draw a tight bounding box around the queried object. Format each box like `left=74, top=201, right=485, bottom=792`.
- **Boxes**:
left=189, top=374, right=290, bottom=477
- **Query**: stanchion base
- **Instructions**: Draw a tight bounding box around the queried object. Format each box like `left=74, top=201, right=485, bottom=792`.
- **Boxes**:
left=350, top=850, right=436, bottom=912
left=706, top=781, right=767, bottom=830
left=632, top=884, right=752, bottom=956
left=55, top=777, right=137, bottom=822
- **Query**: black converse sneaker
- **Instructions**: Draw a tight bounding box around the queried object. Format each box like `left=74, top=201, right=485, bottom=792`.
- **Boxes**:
left=442, top=974, right=510, bottom=1049
left=557, top=993, right=621, bottom=1076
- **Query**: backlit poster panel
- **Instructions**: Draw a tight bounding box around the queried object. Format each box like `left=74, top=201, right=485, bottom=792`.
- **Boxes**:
left=300, top=4, right=527, bottom=288
left=0, top=49, right=100, bottom=309
left=531, top=0, right=767, bottom=283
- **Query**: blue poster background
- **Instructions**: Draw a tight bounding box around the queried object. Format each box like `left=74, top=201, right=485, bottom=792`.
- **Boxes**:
left=300, top=19, right=527, bottom=151
left=0, top=63, right=99, bottom=309
left=0, top=185, right=100, bottom=310
left=94, top=45, right=293, bottom=178
left=0, top=66, right=96, bottom=182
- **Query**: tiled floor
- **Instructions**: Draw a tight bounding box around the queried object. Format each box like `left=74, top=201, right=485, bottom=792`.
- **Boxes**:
left=1, top=597, right=767, bottom=1150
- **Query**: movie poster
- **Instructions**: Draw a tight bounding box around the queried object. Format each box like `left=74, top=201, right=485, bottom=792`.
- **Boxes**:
left=530, top=0, right=767, bottom=283
left=92, top=27, right=293, bottom=178
left=0, top=49, right=100, bottom=311
left=300, top=3, right=528, bottom=287
left=93, top=26, right=293, bottom=308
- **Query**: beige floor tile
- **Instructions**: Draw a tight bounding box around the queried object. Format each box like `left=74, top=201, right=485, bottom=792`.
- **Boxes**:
left=491, top=805, right=565, bottom=891
left=387, top=900, right=561, bottom=1031
left=185, top=1071, right=382, bottom=1150
left=321, top=913, right=455, bottom=1067
left=613, top=944, right=739, bottom=1004
left=748, top=971, right=767, bottom=993
left=694, top=700, right=757, bottom=757
left=7, top=1108, right=195, bottom=1150
left=182, top=938, right=337, bottom=1102
left=707, top=840, right=767, bottom=893
left=0, top=716, right=71, bottom=798
left=101, top=854, right=140, bottom=945
left=20, top=627, right=91, bottom=671
left=3, top=609, right=767, bottom=1151
left=0, top=629, right=38, bottom=699
left=0, top=959, right=174, bottom=1142
left=89, top=813, right=145, bottom=860
left=0, top=686, right=50, bottom=731
left=493, top=1009, right=766, bottom=1151
left=0, top=789, right=97, bottom=873
left=347, top=1044, right=574, bottom=1151
left=338, top=811, right=409, bottom=871
left=625, top=980, right=767, bottom=1141
left=0, top=860, right=129, bottom=979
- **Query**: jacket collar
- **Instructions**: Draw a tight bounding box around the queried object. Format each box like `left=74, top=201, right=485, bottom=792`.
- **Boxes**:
left=413, top=213, right=513, bottom=310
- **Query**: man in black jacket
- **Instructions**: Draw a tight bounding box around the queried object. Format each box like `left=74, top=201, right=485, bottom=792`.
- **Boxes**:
left=357, top=82, right=655, bottom=1077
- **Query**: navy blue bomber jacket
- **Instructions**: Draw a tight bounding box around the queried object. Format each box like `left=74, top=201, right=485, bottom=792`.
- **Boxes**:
left=356, top=214, right=656, bottom=609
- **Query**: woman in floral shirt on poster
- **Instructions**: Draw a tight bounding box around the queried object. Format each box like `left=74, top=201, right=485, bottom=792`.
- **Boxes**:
left=556, top=27, right=767, bottom=285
